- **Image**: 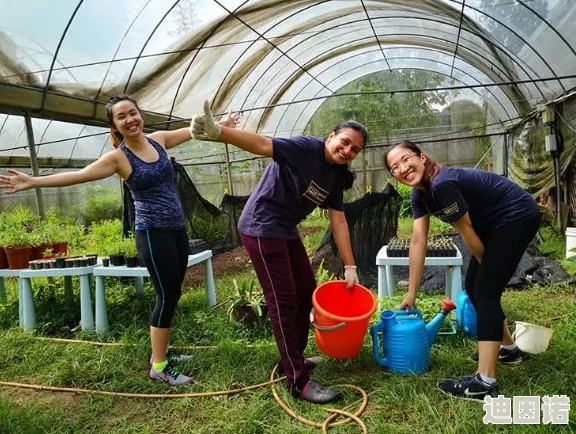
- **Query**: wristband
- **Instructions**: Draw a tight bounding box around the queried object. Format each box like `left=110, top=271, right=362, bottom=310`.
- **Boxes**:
left=344, top=265, right=357, bottom=269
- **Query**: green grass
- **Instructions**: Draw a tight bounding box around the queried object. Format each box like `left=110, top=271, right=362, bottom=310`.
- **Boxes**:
left=0, top=224, right=575, bottom=433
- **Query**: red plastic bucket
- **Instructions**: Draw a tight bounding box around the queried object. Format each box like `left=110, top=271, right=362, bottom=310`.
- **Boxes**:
left=312, top=281, right=377, bottom=359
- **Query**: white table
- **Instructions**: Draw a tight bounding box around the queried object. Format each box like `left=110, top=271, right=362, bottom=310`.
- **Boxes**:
left=19, top=266, right=97, bottom=332
left=0, top=268, right=22, bottom=306
left=92, top=250, right=216, bottom=333
left=376, top=245, right=463, bottom=301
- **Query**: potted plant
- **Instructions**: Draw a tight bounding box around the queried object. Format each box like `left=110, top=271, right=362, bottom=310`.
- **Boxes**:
left=108, top=241, right=126, bottom=266
left=122, top=236, right=139, bottom=267
left=218, top=278, right=267, bottom=325
left=88, top=219, right=124, bottom=266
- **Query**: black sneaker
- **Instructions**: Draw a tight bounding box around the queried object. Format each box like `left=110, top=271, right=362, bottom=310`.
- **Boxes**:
left=296, top=381, right=341, bottom=404
left=437, top=373, right=497, bottom=402
left=470, top=346, right=525, bottom=364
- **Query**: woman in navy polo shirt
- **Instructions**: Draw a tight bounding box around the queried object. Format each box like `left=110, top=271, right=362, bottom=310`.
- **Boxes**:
left=385, top=140, right=540, bottom=402
left=192, top=101, right=367, bottom=404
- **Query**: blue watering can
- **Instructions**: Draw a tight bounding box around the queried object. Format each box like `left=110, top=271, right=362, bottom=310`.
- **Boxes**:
left=456, top=290, right=477, bottom=337
left=370, top=300, right=456, bottom=374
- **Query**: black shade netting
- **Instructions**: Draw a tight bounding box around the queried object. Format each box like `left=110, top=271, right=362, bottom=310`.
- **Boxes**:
left=311, top=184, right=401, bottom=287
left=122, top=158, right=248, bottom=253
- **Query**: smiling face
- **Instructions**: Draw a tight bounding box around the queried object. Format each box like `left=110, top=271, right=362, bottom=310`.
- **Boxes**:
left=386, top=145, right=427, bottom=186
left=110, top=100, right=145, bottom=142
left=324, top=127, right=365, bottom=165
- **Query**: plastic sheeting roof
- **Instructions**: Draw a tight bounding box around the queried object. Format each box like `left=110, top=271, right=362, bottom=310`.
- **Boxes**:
left=1, top=0, right=576, bottom=161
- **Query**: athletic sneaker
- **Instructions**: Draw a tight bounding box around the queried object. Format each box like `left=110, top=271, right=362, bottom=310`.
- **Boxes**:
left=296, top=381, right=341, bottom=404
left=470, top=346, right=525, bottom=364
left=149, top=349, right=193, bottom=365
left=149, top=362, right=193, bottom=386
left=437, top=373, right=498, bottom=402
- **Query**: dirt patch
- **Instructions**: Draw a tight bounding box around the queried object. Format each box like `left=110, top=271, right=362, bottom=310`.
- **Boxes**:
left=183, top=246, right=252, bottom=288
left=0, top=387, right=84, bottom=408
left=182, top=227, right=325, bottom=288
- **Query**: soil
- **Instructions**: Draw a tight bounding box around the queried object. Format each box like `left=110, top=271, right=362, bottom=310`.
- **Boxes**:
left=182, top=227, right=324, bottom=288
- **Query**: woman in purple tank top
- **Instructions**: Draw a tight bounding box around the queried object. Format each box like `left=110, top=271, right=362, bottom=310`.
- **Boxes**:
left=0, top=95, right=238, bottom=386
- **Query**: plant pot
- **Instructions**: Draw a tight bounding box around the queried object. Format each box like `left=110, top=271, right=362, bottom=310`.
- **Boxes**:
left=102, top=257, right=110, bottom=267
left=109, top=255, right=126, bottom=266
left=5, top=246, right=32, bottom=269
left=52, top=242, right=68, bottom=257
left=126, top=256, right=139, bottom=268
left=229, top=303, right=268, bottom=326
left=86, top=254, right=98, bottom=266
left=0, top=247, right=9, bottom=269
left=30, top=244, right=46, bottom=261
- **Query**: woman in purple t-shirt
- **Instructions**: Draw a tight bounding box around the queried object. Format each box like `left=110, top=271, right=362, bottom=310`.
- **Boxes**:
left=192, top=101, right=368, bottom=404
left=385, top=140, right=540, bottom=402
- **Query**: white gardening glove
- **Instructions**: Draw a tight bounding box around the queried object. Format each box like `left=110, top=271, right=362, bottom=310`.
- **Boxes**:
left=190, top=100, right=222, bottom=141
left=344, top=265, right=359, bottom=289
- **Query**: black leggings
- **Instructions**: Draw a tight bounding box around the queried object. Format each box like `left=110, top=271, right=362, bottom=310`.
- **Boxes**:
left=465, top=214, right=541, bottom=341
left=135, top=228, right=189, bottom=328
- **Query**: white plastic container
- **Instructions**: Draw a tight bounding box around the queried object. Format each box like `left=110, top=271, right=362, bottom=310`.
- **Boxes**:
left=513, top=321, right=553, bottom=354
left=566, top=227, right=576, bottom=259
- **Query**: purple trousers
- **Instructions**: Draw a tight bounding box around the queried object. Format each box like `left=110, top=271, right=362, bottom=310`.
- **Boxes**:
left=240, top=233, right=316, bottom=394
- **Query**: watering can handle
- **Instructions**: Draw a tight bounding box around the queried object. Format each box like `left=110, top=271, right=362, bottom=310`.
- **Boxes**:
left=309, top=310, right=347, bottom=331
left=394, top=308, right=423, bottom=318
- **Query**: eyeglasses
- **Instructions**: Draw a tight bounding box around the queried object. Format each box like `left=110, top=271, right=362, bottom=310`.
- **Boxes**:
left=389, top=154, right=418, bottom=176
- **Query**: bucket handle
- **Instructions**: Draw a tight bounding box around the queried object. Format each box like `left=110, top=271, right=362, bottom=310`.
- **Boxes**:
left=309, top=309, right=347, bottom=332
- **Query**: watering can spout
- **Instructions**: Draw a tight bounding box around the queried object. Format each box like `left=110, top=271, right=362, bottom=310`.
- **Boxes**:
left=425, top=299, right=456, bottom=344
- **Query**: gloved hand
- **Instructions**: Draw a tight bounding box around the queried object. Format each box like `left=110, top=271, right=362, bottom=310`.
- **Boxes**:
left=344, top=265, right=358, bottom=289
left=190, top=100, right=222, bottom=141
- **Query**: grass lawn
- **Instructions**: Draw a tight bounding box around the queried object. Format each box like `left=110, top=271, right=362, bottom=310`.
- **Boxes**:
left=0, top=217, right=575, bottom=433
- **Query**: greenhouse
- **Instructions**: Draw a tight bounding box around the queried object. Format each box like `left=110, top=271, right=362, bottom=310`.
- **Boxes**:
left=0, top=1, right=575, bottom=433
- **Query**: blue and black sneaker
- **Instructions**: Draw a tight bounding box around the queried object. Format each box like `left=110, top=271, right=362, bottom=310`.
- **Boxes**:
left=437, top=373, right=498, bottom=402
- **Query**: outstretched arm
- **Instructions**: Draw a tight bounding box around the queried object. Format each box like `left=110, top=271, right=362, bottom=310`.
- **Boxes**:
left=151, top=110, right=241, bottom=150
left=191, top=100, right=273, bottom=157
left=452, top=212, right=484, bottom=263
left=0, top=151, right=119, bottom=194
left=400, top=215, right=430, bottom=310
left=328, top=208, right=358, bottom=288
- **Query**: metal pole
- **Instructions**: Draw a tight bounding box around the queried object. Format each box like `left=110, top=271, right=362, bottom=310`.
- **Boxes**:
left=503, top=134, right=508, bottom=177
left=553, top=154, right=562, bottom=230
left=224, top=143, right=234, bottom=195
left=223, top=143, right=239, bottom=247
left=24, top=115, right=45, bottom=218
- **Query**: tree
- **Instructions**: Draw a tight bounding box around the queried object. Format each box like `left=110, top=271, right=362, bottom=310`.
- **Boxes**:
left=304, top=69, right=448, bottom=142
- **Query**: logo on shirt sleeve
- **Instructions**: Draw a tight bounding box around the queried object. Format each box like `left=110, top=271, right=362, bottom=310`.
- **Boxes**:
left=303, top=180, right=329, bottom=205
left=441, top=202, right=459, bottom=217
